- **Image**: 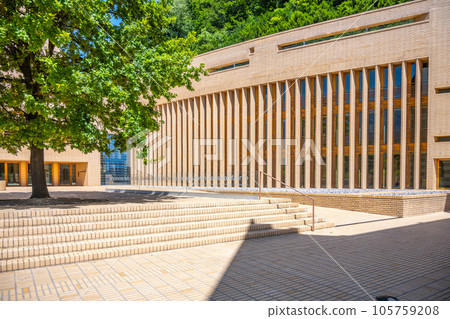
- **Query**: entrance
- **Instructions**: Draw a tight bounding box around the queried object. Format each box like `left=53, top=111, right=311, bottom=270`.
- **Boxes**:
left=437, top=159, right=450, bottom=189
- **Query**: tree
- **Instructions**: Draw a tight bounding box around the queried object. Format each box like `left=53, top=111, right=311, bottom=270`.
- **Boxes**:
left=0, top=0, right=205, bottom=198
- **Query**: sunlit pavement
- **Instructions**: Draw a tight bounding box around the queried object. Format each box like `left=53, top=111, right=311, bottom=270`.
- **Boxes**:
left=0, top=203, right=448, bottom=301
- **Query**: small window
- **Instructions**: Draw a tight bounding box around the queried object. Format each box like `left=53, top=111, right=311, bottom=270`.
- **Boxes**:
left=436, top=87, right=450, bottom=94
left=249, top=47, right=255, bottom=54
left=435, top=136, right=450, bottom=142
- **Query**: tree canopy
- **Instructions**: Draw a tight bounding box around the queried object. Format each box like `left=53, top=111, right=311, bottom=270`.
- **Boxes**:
left=0, top=0, right=205, bottom=197
left=167, top=0, right=414, bottom=54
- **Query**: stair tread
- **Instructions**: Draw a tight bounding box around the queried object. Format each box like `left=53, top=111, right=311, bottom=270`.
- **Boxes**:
left=0, top=203, right=302, bottom=225
left=0, top=207, right=307, bottom=236
left=0, top=212, right=313, bottom=242
left=1, top=218, right=326, bottom=255
left=1, top=223, right=333, bottom=268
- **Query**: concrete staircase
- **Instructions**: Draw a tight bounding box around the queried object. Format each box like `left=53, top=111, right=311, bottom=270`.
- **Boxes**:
left=0, top=198, right=333, bottom=271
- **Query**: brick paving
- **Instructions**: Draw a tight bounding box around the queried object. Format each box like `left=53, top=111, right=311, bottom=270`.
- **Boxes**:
left=0, top=208, right=448, bottom=301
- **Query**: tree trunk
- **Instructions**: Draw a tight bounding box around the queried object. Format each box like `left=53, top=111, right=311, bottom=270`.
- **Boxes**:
left=30, top=145, right=50, bottom=198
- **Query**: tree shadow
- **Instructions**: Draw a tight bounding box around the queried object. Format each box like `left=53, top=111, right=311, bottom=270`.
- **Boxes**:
left=209, top=219, right=450, bottom=301
left=0, top=190, right=180, bottom=211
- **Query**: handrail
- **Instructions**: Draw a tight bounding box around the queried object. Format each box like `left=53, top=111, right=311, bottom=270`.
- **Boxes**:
left=258, top=170, right=316, bottom=231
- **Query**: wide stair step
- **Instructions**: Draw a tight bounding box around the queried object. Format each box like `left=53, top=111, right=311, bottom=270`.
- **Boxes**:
left=0, top=198, right=333, bottom=271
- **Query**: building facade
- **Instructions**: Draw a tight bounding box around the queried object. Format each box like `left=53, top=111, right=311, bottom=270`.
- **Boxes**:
left=132, top=0, right=450, bottom=191
left=0, top=148, right=100, bottom=187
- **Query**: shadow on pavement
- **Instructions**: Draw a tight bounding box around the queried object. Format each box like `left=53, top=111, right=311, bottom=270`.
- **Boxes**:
left=209, top=219, right=450, bottom=301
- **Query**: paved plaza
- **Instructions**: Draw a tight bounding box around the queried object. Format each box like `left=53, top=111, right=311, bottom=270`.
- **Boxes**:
left=0, top=195, right=448, bottom=301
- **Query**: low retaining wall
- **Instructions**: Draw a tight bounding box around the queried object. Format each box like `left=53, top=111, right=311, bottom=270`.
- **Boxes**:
left=207, top=190, right=450, bottom=217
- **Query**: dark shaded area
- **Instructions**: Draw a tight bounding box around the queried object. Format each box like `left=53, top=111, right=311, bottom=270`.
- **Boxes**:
left=0, top=190, right=179, bottom=210
left=209, top=219, right=450, bottom=301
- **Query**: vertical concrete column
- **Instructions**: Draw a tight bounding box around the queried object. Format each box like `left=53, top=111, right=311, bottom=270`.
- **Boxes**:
left=151, top=108, right=156, bottom=185
left=53, top=162, right=59, bottom=186
left=305, top=77, right=311, bottom=188
left=212, top=92, right=221, bottom=187
left=154, top=107, right=159, bottom=186
left=206, top=95, right=212, bottom=187
left=160, top=105, right=165, bottom=185
left=226, top=91, right=233, bottom=187
left=176, top=101, right=182, bottom=186
left=19, top=162, right=26, bottom=186
left=326, top=74, right=333, bottom=189
left=315, top=75, right=322, bottom=188
left=193, top=98, right=200, bottom=187
left=257, top=85, right=265, bottom=187
left=161, top=105, right=167, bottom=186
left=182, top=100, right=188, bottom=187
left=337, top=72, right=344, bottom=189
left=164, top=104, right=170, bottom=186
left=241, top=88, right=248, bottom=188
left=400, top=61, right=408, bottom=189
left=163, top=104, right=169, bottom=186
left=361, top=68, right=369, bottom=189
left=187, top=99, right=194, bottom=187
left=414, top=59, right=422, bottom=189
left=199, top=97, right=205, bottom=187
left=170, top=102, right=176, bottom=187
left=275, top=82, right=282, bottom=187
left=349, top=70, right=356, bottom=188
left=234, top=89, right=241, bottom=187
left=285, top=80, right=292, bottom=186
left=249, top=86, right=256, bottom=188
left=266, top=84, right=273, bottom=188
left=374, top=66, right=381, bottom=189
left=294, top=79, right=301, bottom=188
left=387, top=63, right=394, bottom=189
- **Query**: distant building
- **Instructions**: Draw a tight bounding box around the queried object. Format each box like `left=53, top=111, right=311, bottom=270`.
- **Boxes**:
left=101, top=138, right=130, bottom=185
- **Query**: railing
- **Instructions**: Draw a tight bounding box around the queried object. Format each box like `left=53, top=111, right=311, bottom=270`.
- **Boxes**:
left=258, top=170, right=316, bottom=231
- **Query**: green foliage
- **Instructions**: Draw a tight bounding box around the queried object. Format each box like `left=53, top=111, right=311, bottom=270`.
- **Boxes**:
left=0, top=0, right=205, bottom=156
left=167, top=0, right=414, bottom=54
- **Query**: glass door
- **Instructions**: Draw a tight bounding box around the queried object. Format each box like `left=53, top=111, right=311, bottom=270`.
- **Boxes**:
left=438, top=160, right=450, bottom=189
left=28, top=164, right=53, bottom=185
left=0, top=163, right=5, bottom=181
left=7, top=163, right=20, bottom=185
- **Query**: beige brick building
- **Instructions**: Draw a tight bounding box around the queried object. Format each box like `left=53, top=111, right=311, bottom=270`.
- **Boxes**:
left=0, top=148, right=100, bottom=187
left=135, top=0, right=450, bottom=190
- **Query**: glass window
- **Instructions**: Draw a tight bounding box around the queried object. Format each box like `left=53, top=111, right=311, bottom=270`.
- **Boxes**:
left=382, top=153, right=387, bottom=189
left=383, top=109, right=388, bottom=144
left=394, top=108, right=401, bottom=144
left=344, top=155, right=349, bottom=188
left=28, top=164, right=52, bottom=185
left=344, top=112, right=350, bottom=146
left=368, top=154, right=374, bottom=189
left=393, top=154, right=401, bottom=188
left=7, top=163, right=20, bottom=185
left=394, top=65, right=402, bottom=99
left=60, top=164, right=71, bottom=185
left=344, top=73, right=350, bottom=104
left=72, top=164, right=76, bottom=185
left=0, top=163, right=4, bottom=181
left=322, top=115, right=327, bottom=147
left=420, top=153, right=427, bottom=189
left=422, top=62, right=428, bottom=96
left=438, top=160, right=450, bottom=188
left=409, top=152, right=415, bottom=189
left=368, top=110, right=375, bottom=145
left=321, top=156, right=326, bottom=187
left=282, top=83, right=286, bottom=111
left=369, top=69, right=375, bottom=101
left=421, top=105, right=428, bottom=142
left=301, top=80, right=305, bottom=109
